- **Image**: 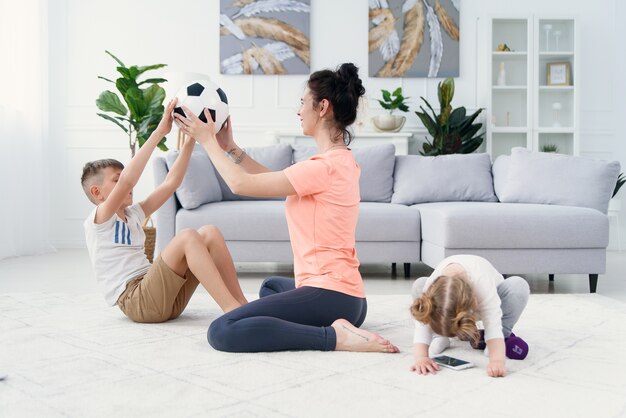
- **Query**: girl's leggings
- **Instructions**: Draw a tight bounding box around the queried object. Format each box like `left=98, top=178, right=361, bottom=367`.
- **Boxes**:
left=207, top=276, right=368, bottom=352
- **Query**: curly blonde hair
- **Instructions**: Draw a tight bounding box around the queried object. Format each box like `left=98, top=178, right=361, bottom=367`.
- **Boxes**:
left=410, top=274, right=480, bottom=344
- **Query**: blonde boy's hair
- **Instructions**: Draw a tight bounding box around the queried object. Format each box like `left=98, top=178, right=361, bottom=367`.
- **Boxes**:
left=410, top=274, right=480, bottom=344
left=80, top=159, right=124, bottom=204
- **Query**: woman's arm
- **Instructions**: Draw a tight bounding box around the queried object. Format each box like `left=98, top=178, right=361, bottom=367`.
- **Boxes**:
left=216, top=117, right=270, bottom=174
left=176, top=108, right=296, bottom=198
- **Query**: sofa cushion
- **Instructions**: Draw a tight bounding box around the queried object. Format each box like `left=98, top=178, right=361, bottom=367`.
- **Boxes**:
left=166, top=147, right=222, bottom=210
left=177, top=200, right=289, bottom=241
left=217, top=144, right=293, bottom=201
left=415, top=201, right=609, bottom=249
left=391, top=153, right=497, bottom=205
left=175, top=200, right=421, bottom=243
left=356, top=202, right=420, bottom=242
left=293, top=144, right=397, bottom=203
left=497, top=147, right=621, bottom=214
left=492, top=154, right=510, bottom=201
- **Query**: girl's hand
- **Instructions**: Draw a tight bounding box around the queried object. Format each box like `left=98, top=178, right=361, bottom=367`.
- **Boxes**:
left=174, top=106, right=216, bottom=146
left=410, top=357, right=440, bottom=375
left=216, top=116, right=236, bottom=151
left=486, top=360, right=506, bottom=377
left=156, top=98, right=178, bottom=135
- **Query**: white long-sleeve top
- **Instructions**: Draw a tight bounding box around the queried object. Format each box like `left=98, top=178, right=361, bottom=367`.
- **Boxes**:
left=413, top=255, right=504, bottom=345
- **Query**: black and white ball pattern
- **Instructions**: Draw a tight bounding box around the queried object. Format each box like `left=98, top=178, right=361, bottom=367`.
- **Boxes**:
left=173, top=80, right=229, bottom=132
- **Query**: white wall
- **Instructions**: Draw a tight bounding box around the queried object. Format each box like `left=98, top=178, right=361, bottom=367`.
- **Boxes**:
left=48, top=0, right=625, bottom=248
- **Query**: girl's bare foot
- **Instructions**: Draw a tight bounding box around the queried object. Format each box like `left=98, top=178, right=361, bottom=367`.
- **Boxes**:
left=331, top=319, right=399, bottom=353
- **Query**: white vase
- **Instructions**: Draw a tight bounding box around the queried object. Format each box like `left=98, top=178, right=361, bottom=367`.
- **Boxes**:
left=496, top=62, right=506, bottom=86
left=371, top=115, right=406, bottom=132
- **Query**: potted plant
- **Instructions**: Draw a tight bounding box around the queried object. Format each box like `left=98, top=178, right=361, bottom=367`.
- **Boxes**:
left=96, top=50, right=169, bottom=157
left=415, top=78, right=484, bottom=156
left=609, top=172, right=625, bottom=213
left=540, top=144, right=559, bottom=153
left=372, top=87, right=409, bottom=132
left=95, top=51, right=169, bottom=262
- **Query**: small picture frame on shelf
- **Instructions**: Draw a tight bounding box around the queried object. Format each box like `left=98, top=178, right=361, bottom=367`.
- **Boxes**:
left=547, top=62, right=571, bottom=86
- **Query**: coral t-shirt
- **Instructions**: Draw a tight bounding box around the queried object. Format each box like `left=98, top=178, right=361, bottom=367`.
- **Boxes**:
left=283, top=149, right=364, bottom=298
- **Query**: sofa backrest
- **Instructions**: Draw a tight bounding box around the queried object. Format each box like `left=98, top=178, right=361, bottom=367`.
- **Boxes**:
left=293, top=143, right=397, bottom=203
left=493, top=147, right=621, bottom=214
left=217, top=144, right=293, bottom=201
left=391, top=153, right=498, bottom=205
left=166, top=147, right=222, bottom=210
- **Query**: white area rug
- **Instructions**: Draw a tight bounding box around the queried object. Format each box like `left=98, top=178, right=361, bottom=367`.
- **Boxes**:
left=2, top=292, right=626, bottom=418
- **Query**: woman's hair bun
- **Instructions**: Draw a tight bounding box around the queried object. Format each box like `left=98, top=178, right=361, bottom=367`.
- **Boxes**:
left=337, top=63, right=365, bottom=98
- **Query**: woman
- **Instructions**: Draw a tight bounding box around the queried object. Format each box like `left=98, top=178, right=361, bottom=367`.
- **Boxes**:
left=175, top=63, right=398, bottom=353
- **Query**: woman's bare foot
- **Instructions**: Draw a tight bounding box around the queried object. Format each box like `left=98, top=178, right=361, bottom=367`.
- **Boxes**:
left=331, top=319, right=399, bottom=353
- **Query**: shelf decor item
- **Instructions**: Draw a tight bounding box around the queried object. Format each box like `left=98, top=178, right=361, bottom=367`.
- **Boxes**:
left=543, top=23, right=552, bottom=51
left=540, top=144, right=559, bottom=153
left=372, top=87, right=409, bottom=132
left=416, top=77, right=484, bottom=156
left=547, top=62, right=571, bottom=86
left=496, top=62, right=506, bottom=86
left=552, top=102, right=562, bottom=127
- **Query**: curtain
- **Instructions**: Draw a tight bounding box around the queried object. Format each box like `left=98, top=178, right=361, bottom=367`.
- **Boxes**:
left=0, top=0, right=53, bottom=259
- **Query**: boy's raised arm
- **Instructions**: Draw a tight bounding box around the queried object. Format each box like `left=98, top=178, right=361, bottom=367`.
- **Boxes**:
left=139, top=134, right=195, bottom=218
left=95, top=99, right=176, bottom=224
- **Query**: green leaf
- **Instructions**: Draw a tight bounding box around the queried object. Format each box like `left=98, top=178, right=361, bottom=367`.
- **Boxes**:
left=116, top=66, right=133, bottom=80
left=143, top=84, right=166, bottom=114
left=398, top=104, right=409, bottom=112
left=124, top=87, right=147, bottom=118
left=157, top=138, right=169, bottom=152
left=127, top=66, right=140, bottom=80
left=139, top=78, right=167, bottom=85
left=415, top=108, right=440, bottom=137
left=136, top=63, right=167, bottom=75
left=392, top=87, right=402, bottom=96
left=105, top=50, right=125, bottom=67
left=460, top=135, right=484, bottom=154
left=116, top=77, right=138, bottom=98
left=378, top=100, right=392, bottom=110
left=420, top=96, right=439, bottom=122
left=447, top=107, right=466, bottom=128
left=382, top=89, right=391, bottom=102
left=97, top=113, right=128, bottom=133
left=98, top=76, right=114, bottom=83
left=96, top=91, right=127, bottom=116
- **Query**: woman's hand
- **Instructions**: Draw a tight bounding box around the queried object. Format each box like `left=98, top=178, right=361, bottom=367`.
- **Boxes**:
left=174, top=106, right=217, bottom=146
left=410, top=356, right=440, bottom=375
left=155, top=98, right=178, bottom=136
left=216, top=116, right=237, bottom=151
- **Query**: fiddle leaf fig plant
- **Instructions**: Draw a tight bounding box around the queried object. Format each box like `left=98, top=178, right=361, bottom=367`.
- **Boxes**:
left=416, top=77, right=484, bottom=156
left=96, top=50, right=168, bottom=157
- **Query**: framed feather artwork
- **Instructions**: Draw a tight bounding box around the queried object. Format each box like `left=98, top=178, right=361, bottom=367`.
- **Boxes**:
left=220, top=0, right=311, bottom=75
left=369, top=0, right=459, bottom=78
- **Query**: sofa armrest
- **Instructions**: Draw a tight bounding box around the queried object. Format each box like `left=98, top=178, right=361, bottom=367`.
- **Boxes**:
left=152, top=156, right=178, bottom=256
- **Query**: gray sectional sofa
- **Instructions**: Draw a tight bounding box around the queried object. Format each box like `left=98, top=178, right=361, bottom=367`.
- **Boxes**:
left=153, top=144, right=620, bottom=293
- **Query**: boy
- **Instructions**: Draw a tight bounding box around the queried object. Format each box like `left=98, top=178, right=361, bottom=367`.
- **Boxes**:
left=82, top=99, right=247, bottom=323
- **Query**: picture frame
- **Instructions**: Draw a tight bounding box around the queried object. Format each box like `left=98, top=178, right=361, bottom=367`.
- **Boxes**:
left=547, top=62, right=571, bottom=86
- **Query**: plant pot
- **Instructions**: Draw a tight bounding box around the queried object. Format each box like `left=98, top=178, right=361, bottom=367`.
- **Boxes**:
left=371, top=115, right=406, bottom=132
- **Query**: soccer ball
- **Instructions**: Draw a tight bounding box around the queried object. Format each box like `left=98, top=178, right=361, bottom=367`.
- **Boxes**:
left=173, top=79, right=229, bottom=132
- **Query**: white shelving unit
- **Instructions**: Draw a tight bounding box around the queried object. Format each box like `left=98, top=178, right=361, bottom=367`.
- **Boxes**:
left=487, top=16, right=578, bottom=158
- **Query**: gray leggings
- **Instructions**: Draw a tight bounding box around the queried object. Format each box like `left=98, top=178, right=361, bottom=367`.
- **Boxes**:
left=411, top=275, right=530, bottom=338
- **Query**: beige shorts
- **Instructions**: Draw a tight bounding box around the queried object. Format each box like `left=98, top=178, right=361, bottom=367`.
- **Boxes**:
left=117, top=255, right=200, bottom=323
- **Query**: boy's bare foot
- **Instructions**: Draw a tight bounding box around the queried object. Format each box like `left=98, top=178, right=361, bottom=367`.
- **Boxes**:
left=331, top=319, right=399, bottom=353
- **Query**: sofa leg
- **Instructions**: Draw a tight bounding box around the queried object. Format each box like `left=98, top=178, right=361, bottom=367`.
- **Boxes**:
left=589, top=274, right=598, bottom=293
left=549, top=274, right=554, bottom=282
left=404, top=263, right=411, bottom=279
left=391, top=263, right=397, bottom=277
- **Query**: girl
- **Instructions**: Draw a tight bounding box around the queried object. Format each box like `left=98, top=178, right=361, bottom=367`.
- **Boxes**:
left=410, top=255, right=530, bottom=377
left=175, top=63, right=399, bottom=354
